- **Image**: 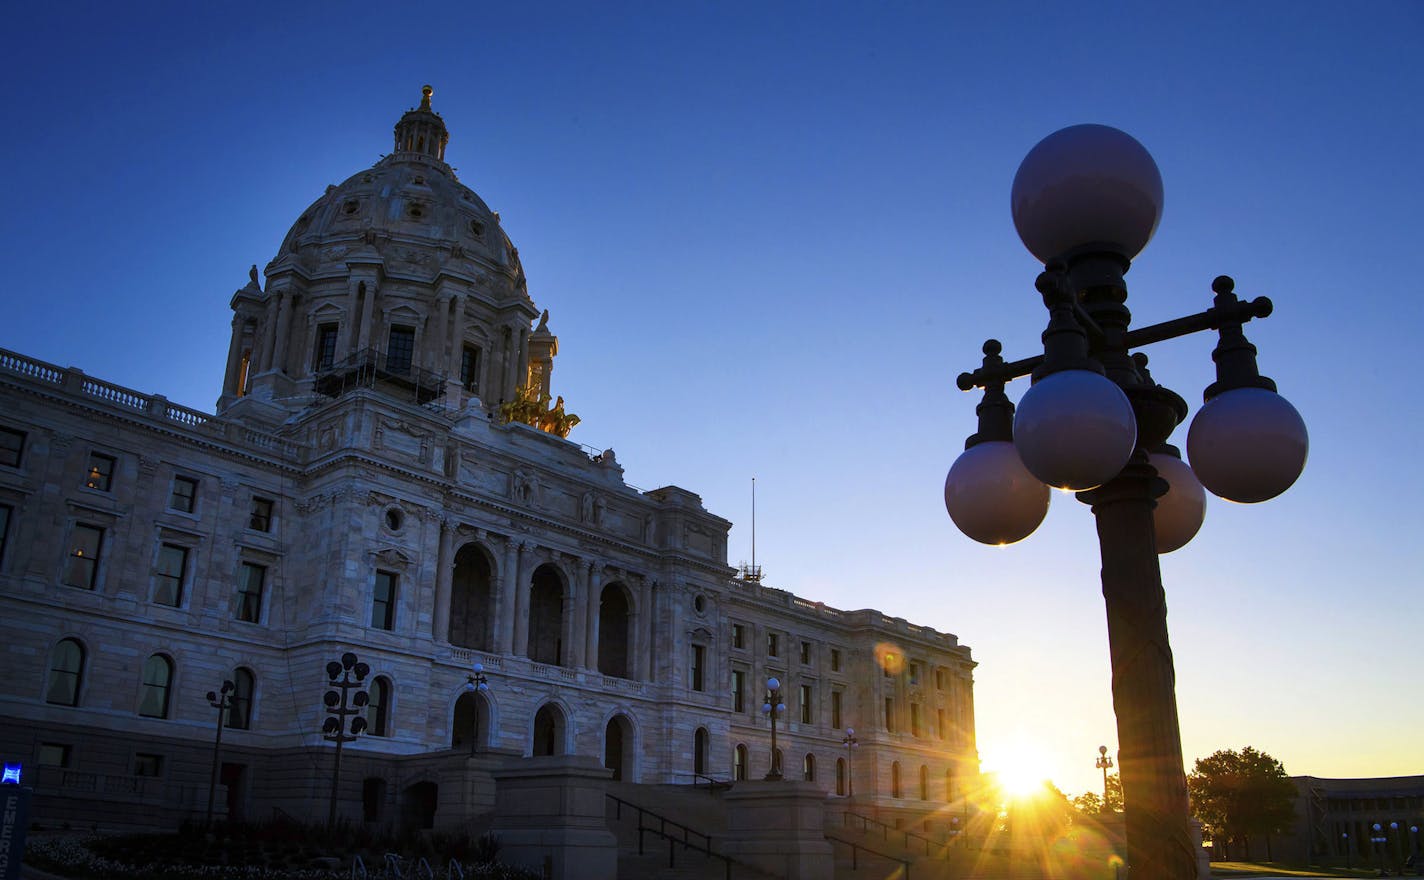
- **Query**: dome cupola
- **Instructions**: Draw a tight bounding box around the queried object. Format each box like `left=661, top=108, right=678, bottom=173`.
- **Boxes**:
left=393, top=85, right=449, bottom=161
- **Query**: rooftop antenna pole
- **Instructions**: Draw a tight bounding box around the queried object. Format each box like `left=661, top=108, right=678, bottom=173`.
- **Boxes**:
left=751, top=476, right=756, bottom=576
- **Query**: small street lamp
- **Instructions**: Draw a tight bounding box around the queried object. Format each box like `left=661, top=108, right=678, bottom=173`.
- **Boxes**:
left=1096, top=745, right=1114, bottom=813
left=1372, top=822, right=1388, bottom=876
left=466, top=662, right=491, bottom=755
left=761, top=677, right=786, bottom=780
left=204, top=680, right=234, bottom=827
left=1390, top=822, right=1400, bottom=875
left=943, top=125, right=1307, bottom=880
left=1344, top=832, right=1352, bottom=872
left=841, top=727, right=858, bottom=798
left=322, top=651, right=370, bottom=828
left=1409, top=825, right=1419, bottom=875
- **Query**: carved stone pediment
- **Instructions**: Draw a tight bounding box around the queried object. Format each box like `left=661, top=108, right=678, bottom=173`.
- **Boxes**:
left=369, top=547, right=415, bottom=570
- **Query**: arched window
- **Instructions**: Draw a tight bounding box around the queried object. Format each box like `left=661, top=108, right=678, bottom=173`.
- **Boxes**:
left=367, top=676, right=391, bottom=736
left=45, top=638, right=85, bottom=706
left=803, top=752, right=816, bottom=782
left=527, top=566, right=564, bottom=665
left=597, top=582, right=631, bottom=678
left=138, top=654, right=173, bottom=718
left=449, top=544, right=494, bottom=651
left=533, top=704, right=564, bottom=756
left=892, top=761, right=903, bottom=799
left=604, top=715, right=633, bottom=781
left=734, top=744, right=748, bottom=781
left=919, top=764, right=929, bottom=800
left=694, top=727, right=709, bottom=777
left=227, top=667, right=255, bottom=730
left=836, top=758, right=847, bottom=796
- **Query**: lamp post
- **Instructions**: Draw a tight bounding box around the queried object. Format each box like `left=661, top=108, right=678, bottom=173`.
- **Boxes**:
left=943, top=125, right=1307, bottom=880
left=1410, top=824, right=1419, bottom=875
left=1096, top=745, right=1115, bottom=813
left=761, top=677, right=786, bottom=780
left=204, top=680, right=234, bottom=827
left=1345, top=832, right=1352, bottom=872
left=841, top=727, right=858, bottom=798
left=322, top=651, right=370, bottom=828
left=1372, top=823, right=1388, bottom=876
left=1391, top=822, right=1400, bottom=875
left=466, top=662, right=490, bottom=755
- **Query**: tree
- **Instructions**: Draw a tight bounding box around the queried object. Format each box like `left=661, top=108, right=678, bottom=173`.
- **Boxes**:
left=1187, top=747, right=1297, bottom=861
left=1073, top=772, right=1123, bottom=816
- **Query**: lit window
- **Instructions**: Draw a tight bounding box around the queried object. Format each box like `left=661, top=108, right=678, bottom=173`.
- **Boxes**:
left=138, top=654, right=173, bottom=718
left=133, top=753, right=164, bottom=777
left=248, top=496, right=273, bottom=532
left=0, top=427, right=24, bottom=467
left=372, top=570, right=397, bottom=630
left=169, top=476, right=198, bottom=513
left=236, top=562, right=266, bottom=623
left=386, top=326, right=415, bottom=374
left=226, top=668, right=254, bottom=730
left=85, top=452, right=116, bottom=491
left=45, top=639, right=84, bottom=706
left=63, top=524, right=104, bottom=589
left=153, top=544, right=189, bottom=606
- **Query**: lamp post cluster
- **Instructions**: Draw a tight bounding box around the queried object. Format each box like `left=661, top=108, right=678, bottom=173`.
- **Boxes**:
left=1096, top=745, right=1114, bottom=813
left=842, top=727, right=858, bottom=797
left=322, top=651, right=370, bottom=828
left=761, top=677, right=786, bottom=780
left=466, top=662, right=491, bottom=755
left=204, top=679, right=234, bottom=827
left=944, top=125, right=1308, bottom=880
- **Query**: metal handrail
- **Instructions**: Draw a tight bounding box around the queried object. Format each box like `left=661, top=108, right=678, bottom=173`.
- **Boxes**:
left=825, top=832, right=912, bottom=878
left=606, top=791, right=715, bottom=851
left=415, top=856, right=435, bottom=879
left=384, top=852, right=407, bottom=879
left=636, top=825, right=733, bottom=880
left=447, top=858, right=465, bottom=880
left=839, top=809, right=951, bottom=858
left=689, top=771, right=733, bottom=793
left=350, top=855, right=367, bottom=880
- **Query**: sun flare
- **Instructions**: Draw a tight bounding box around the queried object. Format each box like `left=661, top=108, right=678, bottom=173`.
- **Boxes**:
left=985, top=736, right=1057, bottom=800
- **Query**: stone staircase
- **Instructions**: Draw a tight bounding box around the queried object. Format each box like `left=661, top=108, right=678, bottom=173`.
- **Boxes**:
left=604, top=781, right=758, bottom=880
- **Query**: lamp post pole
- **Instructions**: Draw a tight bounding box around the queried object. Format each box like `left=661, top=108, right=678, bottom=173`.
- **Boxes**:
left=842, top=727, right=858, bottom=798
left=1390, top=822, right=1400, bottom=875
left=1096, top=745, right=1115, bottom=813
left=322, top=651, right=370, bottom=828
left=1410, top=824, right=1419, bottom=875
left=467, top=662, right=490, bottom=755
left=204, top=680, right=234, bottom=827
left=762, top=677, right=785, bottom=780
left=1372, top=823, right=1388, bottom=876
left=1344, top=832, right=1352, bottom=872
left=944, top=126, right=1307, bottom=880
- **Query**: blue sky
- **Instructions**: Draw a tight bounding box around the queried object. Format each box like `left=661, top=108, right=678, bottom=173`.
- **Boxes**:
left=3, top=2, right=1420, bottom=797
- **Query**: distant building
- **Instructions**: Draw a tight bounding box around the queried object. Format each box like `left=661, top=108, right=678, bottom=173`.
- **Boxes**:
left=1285, top=775, right=1424, bottom=868
left=0, top=87, right=978, bottom=831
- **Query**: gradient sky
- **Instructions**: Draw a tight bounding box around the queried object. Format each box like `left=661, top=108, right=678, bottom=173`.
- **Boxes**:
left=4, top=2, right=1420, bottom=799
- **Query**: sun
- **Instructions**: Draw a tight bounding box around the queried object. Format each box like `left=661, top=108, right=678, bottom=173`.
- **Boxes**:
left=985, top=737, right=1057, bottom=799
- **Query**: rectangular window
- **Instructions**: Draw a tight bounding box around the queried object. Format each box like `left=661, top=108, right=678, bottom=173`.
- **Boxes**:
left=885, top=697, right=895, bottom=733
left=767, top=633, right=779, bottom=658
left=799, top=640, right=812, bottom=664
left=386, top=326, right=415, bottom=374
left=236, top=562, right=266, bottom=623
left=37, top=743, right=71, bottom=767
left=371, top=570, right=397, bottom=630
left=85, top=452, right=116, bottom=491
left=133, top=753, right=164, bottom=777
left=910, top=702, right=922, bottom=737
left=909, top=662, right=921, bottom=685
left=732, top=669, right=746, bottom=713
left=691, top=644, right=706, bottom=692
left=799, top=684, right=813, bottom=724
left=831, top=690, right=843, bottom=729
left=154, top=543, right=189, bottom=606
left=63, top=524, right=104, bottom=589
left=0, top=426, right=24, bottom=467
left=830, top=648, right=841, bottom=672
left=0, top=503, right=11, bottom=568
left=937, top=708, right=947, bottom=740
left=315, top=323, right=339, bottom=371
left=936, top=668, right=947, bottom=690
left=248, top=496, right=274, bottom=532
left=460, top=344, right=481, bottom=392
left=732, top=623, right=745, bottom=649
left=169, top=476, right=198, bottom=513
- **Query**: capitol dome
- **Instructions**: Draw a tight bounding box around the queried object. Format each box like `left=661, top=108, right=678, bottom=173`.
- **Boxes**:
left=219, top=87, right=552, bottom=424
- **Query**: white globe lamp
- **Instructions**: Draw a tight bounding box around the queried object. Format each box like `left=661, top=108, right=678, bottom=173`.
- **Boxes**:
left=1148, top=451, right=1206, bottom=553
left=944, top=441, right=1050, bottom=545
left=1013, top=370, right=1138, bottom=490
left=1186, top=387, right=1307, bottom=503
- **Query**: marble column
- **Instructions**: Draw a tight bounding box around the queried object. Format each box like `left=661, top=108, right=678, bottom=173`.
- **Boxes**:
left=511, top=541, right=533, bottom=657
left=496, top=537, right=521, bottom=654
left=272, top=290, right=293, bottom=374
left=636, top=577, right=654, bottom=682
left=429, top=291, right=451, bottom=374
left=259, top=292, right=280, bottom=371
left=357, top=279, right=378, bottom=351
left=568, top=557, right=587, bottom=668
left=432, top=518, right=456, bottom=643
left=339, top=277, right=362, bottom=357
left=584, top=561, right=603, bottom=673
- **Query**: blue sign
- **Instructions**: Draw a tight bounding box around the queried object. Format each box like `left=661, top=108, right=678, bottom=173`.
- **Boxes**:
left=0, top=785, right=32, bottom=880
left=0, top=765, right=18, bottom=785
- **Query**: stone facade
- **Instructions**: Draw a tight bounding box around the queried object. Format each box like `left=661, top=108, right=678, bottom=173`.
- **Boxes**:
left=0, top=87, right=977, bottom=832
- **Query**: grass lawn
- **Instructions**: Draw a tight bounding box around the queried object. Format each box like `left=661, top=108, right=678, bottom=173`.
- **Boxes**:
left=1212, top=860, right=1388, bottom=877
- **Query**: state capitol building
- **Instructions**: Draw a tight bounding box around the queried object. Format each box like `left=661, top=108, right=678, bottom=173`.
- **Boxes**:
left=0, top=88, right=978, bottom=832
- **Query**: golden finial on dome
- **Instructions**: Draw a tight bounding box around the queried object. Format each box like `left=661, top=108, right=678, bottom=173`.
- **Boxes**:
left=420, top=85, right=433, bottom=110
